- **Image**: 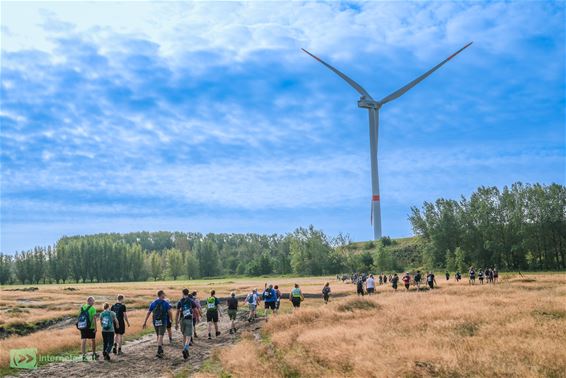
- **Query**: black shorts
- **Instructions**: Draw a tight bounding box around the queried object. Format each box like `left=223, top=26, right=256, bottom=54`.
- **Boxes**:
left=291, top=298, right=301, bottom=308
left=80, top=328, right=96, bottom=339
left=206, top=311, right=219, bottom=323
left=264, top=301, right=276, bottom=310
left=115, top=321, right=125, bottom=335
left=428, top=282, right=434, bottom=289
left=367, top=288, right=375, bottom=294
left=404, top=283, right=410, bottom=289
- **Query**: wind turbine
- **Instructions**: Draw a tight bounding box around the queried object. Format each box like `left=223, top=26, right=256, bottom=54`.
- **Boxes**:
left=302, top=42, right=472, bottom=240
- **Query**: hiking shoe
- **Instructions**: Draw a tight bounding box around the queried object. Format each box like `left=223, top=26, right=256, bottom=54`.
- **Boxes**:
left=117, top=348, right=122, bottom=355
left=215, top=331, right=221, bottom=337
left=208, top=333, right=212, bottom=340
left=82, top=354, right=88, bottom=362
left=92, top=353, right=99, bottom=361
left=113, top=344, right=117, bottom=354
left=229, top=329, right=233, bottom=334
left=182, top=349, right=189, bottom=360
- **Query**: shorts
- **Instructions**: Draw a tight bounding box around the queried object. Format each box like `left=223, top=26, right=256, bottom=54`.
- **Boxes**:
left=367, top=288, right=375, bottom=294
left=357, top=287, right=364, bottom=295
left=180, top=318, right=193, bottom=337
left=228, top=309, right=237, bottom=320
left=206, top=311, right=219, bottom=323
left=154, top=324, right=167, bottom=336
left=392, top=283, right=398, bottom=289
left=115, top=320, right=125, bottom=335
left=291, top=297, right=301, bottom=308
left=404, top=283, right=410, bottom=289
left=80, top=328, right=96, bottom=339
left=323, top=294, right=329, bottom=301
left=248, top=303, right=257, bottom=311
left=264, top=301, right=276, bottom=310
left=428, top=282, right=434, bottom=289
left=276, top=300, right=281, bottom=310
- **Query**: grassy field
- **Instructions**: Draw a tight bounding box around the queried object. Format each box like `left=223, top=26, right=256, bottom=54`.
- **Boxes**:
left=2, top=273, right=565, bottom=377
left=0, top=275, right=345, bottom=370
left=195, top=273, right=566, bottom=378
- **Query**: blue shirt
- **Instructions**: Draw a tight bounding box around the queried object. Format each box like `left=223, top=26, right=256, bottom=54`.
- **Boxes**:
left=263, top=288, right=277, bottom=303
left=148, top=298, right=171, bottom=325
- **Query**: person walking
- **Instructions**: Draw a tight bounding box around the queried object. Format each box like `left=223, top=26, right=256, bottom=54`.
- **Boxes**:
left=427, top=272, right=437, bottom=289
left=77, top=296, right=98, bottom=361
left=274, top=285, right=282, bottom=312
left=391, top=273, right=399, bottom=291
left=142, top=290, right=173, bottom=358
left=445, top=271, right=450, bottom=281
left=414, top=270, right=422, bottom=291
left=366, top=274, right=375, bottom=295
left=100, top=302, right=118, bottom=361
left=206, top=290, right=221, bottom=339
left=262, top=284, right=277, bottom=321
left=245, top=289, right=259, bottom=322
left=356, top=276, right=365, bottom=296
left=175, top=288, right=197, bottom=360
left=111, top=294, right=130, bottom=355
left=322, top=282, right=331, bottom=304
left=227, top=292, right=238, bottom=334
left=290, top=283, right=304, bottom=310
left=402, top=272, right=411, bottom=290
left=469, top=267, right=476, bottom=285
left=191, top=291, right=202, bottom=339
left=456, top=271, right=462, bottom=282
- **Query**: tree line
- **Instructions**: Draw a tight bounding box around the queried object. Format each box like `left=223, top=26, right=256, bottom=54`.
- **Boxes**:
left=1, top=182, right=563, bottom=285
left=409, top=182, right=565, bottom=271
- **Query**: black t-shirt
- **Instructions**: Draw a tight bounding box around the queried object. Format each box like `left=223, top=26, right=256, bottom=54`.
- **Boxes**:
left=110, top=303, right=127, bottom=322
left=227, top=297, right=238, bottom=310
left=427, top=274, right=435, bottom=282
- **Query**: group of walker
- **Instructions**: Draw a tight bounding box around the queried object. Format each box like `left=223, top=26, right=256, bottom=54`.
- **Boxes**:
left=75, top=283, right=309, bottom=361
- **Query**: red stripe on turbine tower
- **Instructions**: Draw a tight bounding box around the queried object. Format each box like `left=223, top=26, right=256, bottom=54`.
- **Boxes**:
left=372, top=195, right=380, bottom=202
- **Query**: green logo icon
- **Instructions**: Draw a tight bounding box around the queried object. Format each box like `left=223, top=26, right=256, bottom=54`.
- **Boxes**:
left=10, top=348, right=37, bottom=369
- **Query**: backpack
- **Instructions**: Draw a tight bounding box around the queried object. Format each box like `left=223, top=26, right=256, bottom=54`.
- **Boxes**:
left=101, top=311, right=113, bottom=331
left=152, top=300, right=165, bottom=327
left=180, top=298, right=193, bottom=319
left=247, top=293, right=255, bottom=304
left=76, top=305, right=92, bottom=330
left=207, top=297, right=217, bottom=312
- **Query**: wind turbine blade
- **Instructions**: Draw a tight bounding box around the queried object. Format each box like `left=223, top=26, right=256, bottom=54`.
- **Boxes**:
left=379, top=42, right=473, bottom=105
left=301, top=48, right=372, bottom=99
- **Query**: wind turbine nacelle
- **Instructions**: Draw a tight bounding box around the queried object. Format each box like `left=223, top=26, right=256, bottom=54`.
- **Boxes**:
left=357, top=98, right=381, bottom=109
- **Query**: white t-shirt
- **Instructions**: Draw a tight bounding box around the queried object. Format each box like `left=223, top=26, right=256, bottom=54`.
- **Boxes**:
left=366, top=277, right=375, bottom=289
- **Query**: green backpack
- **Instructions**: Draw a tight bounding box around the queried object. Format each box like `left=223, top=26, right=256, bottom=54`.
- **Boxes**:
left=101, top=311, right=113, bottom=331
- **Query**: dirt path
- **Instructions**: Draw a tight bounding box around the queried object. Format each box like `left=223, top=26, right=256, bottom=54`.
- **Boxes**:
left=11, top=308, right=262, bottom=378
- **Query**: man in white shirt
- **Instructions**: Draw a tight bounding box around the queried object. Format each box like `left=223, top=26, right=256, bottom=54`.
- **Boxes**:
left=366, top=274, right=376, bottom=295
left=244, top=289, right=259, bottom=322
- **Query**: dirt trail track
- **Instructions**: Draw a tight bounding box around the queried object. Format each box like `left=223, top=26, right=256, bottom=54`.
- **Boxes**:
left=12, top=309, right=262, bottom=378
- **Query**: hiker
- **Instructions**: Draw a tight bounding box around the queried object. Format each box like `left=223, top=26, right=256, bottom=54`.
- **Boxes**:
left=388, top=274, right=393, bottom=283
left=414, top=270, right=422, bottom=291
left=274, top=285, right=282, bottom=312
left=290, top=283, right=304, bottom=309
left=175, top=288, right=197, bottom=360
left=191, top=291, right=202, bottom=339
left=77, top=296, right=98, bottom=361
left=478, top=269, right=484, bottom=284
left=469, top=267, right=476, bottom=285
left=456, top=271, right=462, bottom=282
left=391, top=273, right=399, bottom=290
left=262, top=283, right=277, bottom=320
left=227, top=292, right=238, bottom=334
left=493, top=267, right=499, bottom=283
left=322, top=282, right=331, bottom=304
left=111, top=294, right=130, bottom=355
left=383, top=274, right=388, bottom=284
left=142, top=290, right=173, bottom=358
left=445, top=271, right=450, bottom=281
left=366, top=274, right=375, bottom=295
left=402, top=272, right=411, bottom=290
left=488, top=268, right=495, bottom=284
left=378, top=274, right=383, bottom=285
left=100, top=302, right=119, bottom=361
left=427, top=272, right=437, bottom=289
left=165, top=297, right=173, bottom=344
left=245, top=289, right=259, bottom=322
left=206, top=290, right=221, bottom=339
left=356, top=276, right=365, bottom=296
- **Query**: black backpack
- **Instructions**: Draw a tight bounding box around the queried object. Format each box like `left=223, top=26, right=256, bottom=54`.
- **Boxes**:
left=76, top=305, right=91, bottom=330
left=152, top=301, right=165, bottom=326
left=180, top=298, right=193, bottom=319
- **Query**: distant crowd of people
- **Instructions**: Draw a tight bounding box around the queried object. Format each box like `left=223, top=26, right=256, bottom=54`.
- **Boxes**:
left=75, top=282, right=310, bottom=361
left=340, top=266, right=499, bottom=294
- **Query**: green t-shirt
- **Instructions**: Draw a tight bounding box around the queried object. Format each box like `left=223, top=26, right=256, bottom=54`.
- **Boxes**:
left=80, top=304, right=97, bottom=330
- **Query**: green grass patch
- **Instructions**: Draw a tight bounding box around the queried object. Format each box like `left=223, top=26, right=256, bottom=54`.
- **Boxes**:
left=336, top=298, right=377, bottom=313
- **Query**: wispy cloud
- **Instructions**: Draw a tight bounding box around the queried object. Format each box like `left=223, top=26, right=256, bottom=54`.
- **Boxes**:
left=1, top=1, right=564, bottom=252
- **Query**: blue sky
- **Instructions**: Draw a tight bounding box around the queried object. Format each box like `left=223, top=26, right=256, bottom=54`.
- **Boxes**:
left=1, top=1, right=564, bottom=253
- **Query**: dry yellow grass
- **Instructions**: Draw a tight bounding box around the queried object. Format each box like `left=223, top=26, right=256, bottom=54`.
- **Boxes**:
left=198, top=274, right=566, bottom=378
